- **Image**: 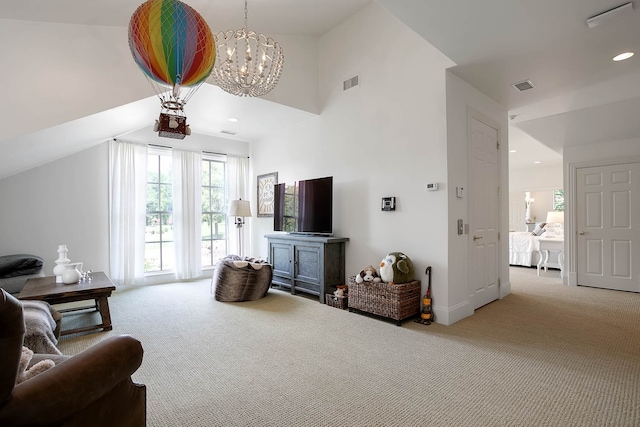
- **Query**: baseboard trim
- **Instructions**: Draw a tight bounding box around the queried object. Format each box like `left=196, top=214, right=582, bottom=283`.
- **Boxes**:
left=433, top=300, right=473, bottom=325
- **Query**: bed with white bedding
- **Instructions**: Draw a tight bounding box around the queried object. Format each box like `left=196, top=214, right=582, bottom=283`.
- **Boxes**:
left=509, top=231, right=542, bottom=267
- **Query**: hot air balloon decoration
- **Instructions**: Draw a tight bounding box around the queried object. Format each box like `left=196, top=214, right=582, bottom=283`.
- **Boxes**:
left=128, top=0, right=216, bottom=139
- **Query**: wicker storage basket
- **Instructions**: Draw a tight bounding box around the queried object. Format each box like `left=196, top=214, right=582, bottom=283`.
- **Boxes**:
left=347, top=276, right=420, bottom=325
left=325, top=293, right=348, bottom=309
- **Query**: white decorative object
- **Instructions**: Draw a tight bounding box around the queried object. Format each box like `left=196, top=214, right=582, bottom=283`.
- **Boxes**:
left=62, top=263, right=82, bottom=284
left=53, top=245, right=70, bottom=284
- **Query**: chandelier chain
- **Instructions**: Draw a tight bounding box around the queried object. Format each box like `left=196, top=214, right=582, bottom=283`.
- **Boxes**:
left=244, top=0, right=248, bottom=30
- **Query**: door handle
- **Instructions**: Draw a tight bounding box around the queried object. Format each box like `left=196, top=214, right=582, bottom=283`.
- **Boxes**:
left=473, top=236, right=482, bottom=241
left=579, top=231, right=586, bottom=235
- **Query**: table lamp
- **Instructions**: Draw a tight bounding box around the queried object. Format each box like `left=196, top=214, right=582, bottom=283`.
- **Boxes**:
left=228, top=199, right=252, bottom=256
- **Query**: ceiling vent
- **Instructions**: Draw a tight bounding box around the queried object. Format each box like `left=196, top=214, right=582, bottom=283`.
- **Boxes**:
left=343, top=75, right=359, bottom=91
left=220, top=130, right=237, bottom=135
left=512, top=80, right=535, bottom=92
left=587, top=2, right=633, bottom=29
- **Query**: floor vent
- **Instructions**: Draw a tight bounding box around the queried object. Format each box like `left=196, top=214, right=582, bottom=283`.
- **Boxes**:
left=221, top=130, right=237, bottom=135
left=343, top=75, right=359, bottom=91
left=512, top=80, right=535, bottom=92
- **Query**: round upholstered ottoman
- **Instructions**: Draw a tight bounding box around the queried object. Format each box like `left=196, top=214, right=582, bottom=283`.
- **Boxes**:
left=211, top=255, right=273, bottom=302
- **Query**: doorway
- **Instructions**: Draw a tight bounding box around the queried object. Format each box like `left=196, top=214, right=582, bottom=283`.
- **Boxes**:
left=575, top=162, right=640, bottom=292
left=468, top=115, right=500, bottom=309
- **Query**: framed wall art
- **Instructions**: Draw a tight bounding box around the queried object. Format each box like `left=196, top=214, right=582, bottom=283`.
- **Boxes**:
left=257, top=172, right=278, bottom=217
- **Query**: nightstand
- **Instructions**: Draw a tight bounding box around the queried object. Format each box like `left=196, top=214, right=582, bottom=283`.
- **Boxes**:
left=537, top=238, right=564, bottom=277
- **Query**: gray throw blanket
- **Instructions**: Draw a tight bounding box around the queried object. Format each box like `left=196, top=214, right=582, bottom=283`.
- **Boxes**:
left=22, top=301, right=62, bottom=355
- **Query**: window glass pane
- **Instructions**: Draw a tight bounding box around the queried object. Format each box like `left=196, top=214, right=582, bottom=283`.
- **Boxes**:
left=202, top=187, right=211, bottom=212
left=159, top=183, right=172, bottom=212
left=201, top=214, right=213, bottom=239
left=201, top=161, right=210, bottom=186
left=211, top=189, right=224, bottom=212
left=146, top=214, right=160, bottom=242
left=160, top=214, right=174, bottom=242
left=201, top=240, right=213, bottom=267
left=145, top=242, right=161, bottom=272
left=162, top=241, right=175, bottom=271
left=147, top=184, right=159, bottom=211
left=147, top=155, right=159, bottom=182
left=553, top=189, right=564, bottom=211
left=160, top=155, right=172, bottom=182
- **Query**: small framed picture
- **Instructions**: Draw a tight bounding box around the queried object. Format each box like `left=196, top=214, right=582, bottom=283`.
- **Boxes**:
left=257, top=172, right=278, bottom=217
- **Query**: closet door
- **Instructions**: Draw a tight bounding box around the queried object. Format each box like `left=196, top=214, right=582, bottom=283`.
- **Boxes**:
left=576, top=162, right=640, bottom=292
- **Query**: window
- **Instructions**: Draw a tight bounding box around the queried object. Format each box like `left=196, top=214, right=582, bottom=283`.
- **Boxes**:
left=281, top=182, right=299, bottom=232
left=553, top=189, right=564, bottom=211
left=144, top=149, right=231, bottom=274
left=201, top=157, right=227, bottom=267
left=145, top=150, right=174, bottom=272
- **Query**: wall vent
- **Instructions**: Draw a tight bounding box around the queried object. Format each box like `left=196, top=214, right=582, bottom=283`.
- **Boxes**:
left=512, top=80, right=535, bottom=92
left=221, top=130, right=237, bottom=135
left=343, top=75, right=359, bottom=91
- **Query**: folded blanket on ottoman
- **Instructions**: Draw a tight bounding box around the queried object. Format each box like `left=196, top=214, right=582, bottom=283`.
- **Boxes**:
left=22, top=301, right=63, bottom=355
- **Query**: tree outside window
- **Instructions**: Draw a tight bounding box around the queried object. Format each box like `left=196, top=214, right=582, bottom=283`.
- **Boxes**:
left=553, top=189, right=564, bottom=211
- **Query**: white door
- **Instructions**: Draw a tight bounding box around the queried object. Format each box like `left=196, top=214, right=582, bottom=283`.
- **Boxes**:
left=576, top=163, right=640, bottom=292
left=469, top=117, right=500, bottom=309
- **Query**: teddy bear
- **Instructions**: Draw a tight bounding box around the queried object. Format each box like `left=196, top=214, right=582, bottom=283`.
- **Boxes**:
left=380, top=252, right=415, bottom=284
left=355, top=265, right=382, bottom=284
left=16, top=346, right=55, bottom=384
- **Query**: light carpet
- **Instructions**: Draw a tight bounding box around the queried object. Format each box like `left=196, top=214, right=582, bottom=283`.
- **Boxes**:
left=57, top=267, right=640, bottom=426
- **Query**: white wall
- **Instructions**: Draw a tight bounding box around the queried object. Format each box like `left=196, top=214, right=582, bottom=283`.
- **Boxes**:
left=510, top=164, right=563, bottom=192
left=445, top=72, right=509, bottom=323
left=0, top=143, right=110, bottom=275
left=249, top=3, right=471, bottom=322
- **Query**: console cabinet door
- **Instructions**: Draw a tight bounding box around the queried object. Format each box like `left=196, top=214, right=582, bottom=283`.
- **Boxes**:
left=294, top=243, right=321, bottom=284
left=270, top=242, right=292, bottom=289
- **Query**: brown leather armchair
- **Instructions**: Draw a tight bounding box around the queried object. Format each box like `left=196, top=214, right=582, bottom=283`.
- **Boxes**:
left=0, top=289, right=146, bottom=426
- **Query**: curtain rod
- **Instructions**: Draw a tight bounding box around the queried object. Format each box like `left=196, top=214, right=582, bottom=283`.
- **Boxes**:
left=116, top=140, right=248, bottom=158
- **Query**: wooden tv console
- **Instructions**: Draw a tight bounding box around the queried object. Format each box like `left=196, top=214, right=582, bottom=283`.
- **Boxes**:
left=266, top=234, right=349, bottom=302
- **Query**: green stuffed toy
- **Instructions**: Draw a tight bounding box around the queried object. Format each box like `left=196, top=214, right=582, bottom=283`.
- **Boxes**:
left=379, top=252, right=415, bottom=284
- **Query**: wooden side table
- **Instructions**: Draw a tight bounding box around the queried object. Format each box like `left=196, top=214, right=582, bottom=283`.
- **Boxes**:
left=19, top=272, right=116, bottom=336
left=537, top=238, right=564, bottom=277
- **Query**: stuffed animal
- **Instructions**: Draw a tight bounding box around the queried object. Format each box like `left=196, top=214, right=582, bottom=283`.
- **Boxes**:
left=355, top=265, right=382, bottom=284
left=334, top=288, right=345, bottom=297
left=380, top=252, right=415, bottom=284
left=16, top=346, right=55, bottom=384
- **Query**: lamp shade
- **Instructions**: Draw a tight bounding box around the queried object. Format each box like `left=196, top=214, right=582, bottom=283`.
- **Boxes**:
left=228, top=199, right=252, bottom=217
left=546, top=211, right=564, bottom=224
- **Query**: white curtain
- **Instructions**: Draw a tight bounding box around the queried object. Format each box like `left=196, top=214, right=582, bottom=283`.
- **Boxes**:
left=227, top=156, right=251, bottom=256
left=173, top=149, right=202, bottom=280
left=108, top=140, right=147, bottom=285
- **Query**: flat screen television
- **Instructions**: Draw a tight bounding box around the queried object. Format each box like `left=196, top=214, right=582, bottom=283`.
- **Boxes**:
left=273, top=176, right=333, bottom=235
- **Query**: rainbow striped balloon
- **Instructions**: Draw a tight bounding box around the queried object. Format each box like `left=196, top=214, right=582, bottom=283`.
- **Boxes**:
left=128, top=0, right=215, bottom=88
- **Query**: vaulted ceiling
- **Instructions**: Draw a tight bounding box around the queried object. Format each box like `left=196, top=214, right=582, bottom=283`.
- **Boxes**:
left=3, top=0, right=639, bottom=177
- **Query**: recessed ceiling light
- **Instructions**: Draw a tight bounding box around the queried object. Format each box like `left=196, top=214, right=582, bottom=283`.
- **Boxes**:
left=509, top=149, right=517, bottom=153
left=534, top=161, right=542, bottom=164
left=228, top=117, right=238, bottom=122
left=613, top=52, right=634, bottom=61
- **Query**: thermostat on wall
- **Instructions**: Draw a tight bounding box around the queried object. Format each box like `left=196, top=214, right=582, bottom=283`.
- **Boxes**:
left=381, top=197, right=396, bottom=211
left=426, top=183, right=439, bottom=191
